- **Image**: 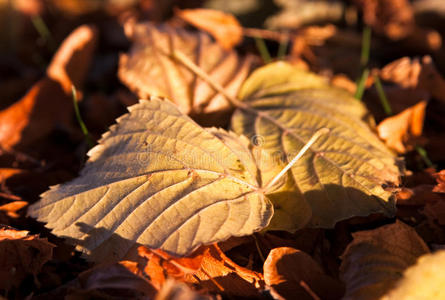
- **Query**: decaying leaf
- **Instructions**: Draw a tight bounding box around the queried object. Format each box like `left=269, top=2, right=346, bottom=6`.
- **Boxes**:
left=231, top=62, right=402, bottom=229
left=118, top=22, right=252, bottom=124
left=176, top=8, right=243, bottom=49
left=28, top=97, right=273, bottom=260
left=381, top=250, right=445, bottom=300
left=340, top=221, right=430, bottom=300
left=0, top=226, right=55, bottom=290
left=184, top=244, right=264, bottom=297
left=263, top=247, right=344, bottom=300
left=433, top=170, right=445, bottom=193
left=0, top=25, right=98, bottom=149
left=377, top=101, right=427, bottom=153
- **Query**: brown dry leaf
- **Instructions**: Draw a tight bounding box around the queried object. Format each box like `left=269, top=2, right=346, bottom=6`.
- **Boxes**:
left=0, top=201, right=27, bottom=218
left=340, top=220, right=430, bottom=300
left=380, top=56, right=445, bottom=103
left=0, top=25, right=98, bottom=149
left=66, top=262, right=157, bottom=299
left=291, top=24, right=337, bottom=63
left=0, top=226, right=55, bottom=290
left=353, top=0, right=414, bottom=40
left=0, top=168, right=24, bottom=182
left=176, top=8, right=243, bottom=49
left=377, top=100, right=427, bottom=153
left=47, top=24, right=98, bottom=93
left=135, top=245, right=207, bottom=290
left=184, top=244, right=264, bottom=298
left=118, top=22, right=252, bottom=124
left=263, top=247, right=344, bottom=300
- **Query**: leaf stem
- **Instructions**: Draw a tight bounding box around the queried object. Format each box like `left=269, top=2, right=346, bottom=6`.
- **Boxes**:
left=263, top=128, right=329, bottom=192
left=415, top=145, right=434, bottom=168
left=354, top=68, right=369, bottom=100
left=277, top=37, right=289, bottom=59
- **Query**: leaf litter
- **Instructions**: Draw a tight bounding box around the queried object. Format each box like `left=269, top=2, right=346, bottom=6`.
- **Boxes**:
left=2, top=1, right=445, bottom=299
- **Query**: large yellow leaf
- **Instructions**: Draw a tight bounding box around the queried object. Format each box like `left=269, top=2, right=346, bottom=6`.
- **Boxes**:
left=28, top=97, right=273, bottom=261
left=118, top=22, right=252, bottom=123
left=231, top=62, right=402, bottom=229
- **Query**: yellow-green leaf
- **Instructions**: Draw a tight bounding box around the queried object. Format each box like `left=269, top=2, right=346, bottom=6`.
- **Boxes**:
left=28, top=97, right=273, bottom=261
left=231, top=62, right=402, bottom=230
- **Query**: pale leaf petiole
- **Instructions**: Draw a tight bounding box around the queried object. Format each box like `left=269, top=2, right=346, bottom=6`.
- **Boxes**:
left=263, top=128, right=329, bottom=192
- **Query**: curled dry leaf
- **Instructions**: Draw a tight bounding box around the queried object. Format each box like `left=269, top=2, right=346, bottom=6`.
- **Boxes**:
left=0, top=226, right=55, bottom=290
left=28, top=97, right=273, bottom=260
left=340, top=220, right=430, bottom=300
left=184, top=244, right=264, bottom=298
left=263, top=247, right=344, bottom=300
left=0, top=25, right=98, bottom=149
left=433, top=170, right=445, bottom=193
left=118, top=22, right=252, bottom=124
left=176, top=8, right=243, bottom=49
left=381, top=250, right=445, bottom=300
left=377, top=100, right=427, bottom=153
left=231, top=62, right=402, bottom=230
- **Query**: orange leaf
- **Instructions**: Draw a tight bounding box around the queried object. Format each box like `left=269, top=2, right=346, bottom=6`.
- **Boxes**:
left=185, top=244, right=264, bottom=297
left=377, top=100, right=427, bottom=153
left=135, top=245, right=207, bottom=290
left=0, top=201, right=28, bottom=218
left=0, top=226, right=55, bottom=289
left=264, top=247, right=344, bottom=300
left=176, top=8, right=243, bottom=49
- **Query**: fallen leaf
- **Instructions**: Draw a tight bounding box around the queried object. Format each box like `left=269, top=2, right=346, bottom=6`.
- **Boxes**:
left=184, top=244, right=264, bottom=297
left=381, top=250, right=445, bottom=300
left=353, top=0, right=414, bottom=40
left=65, top=262, right=157, bottom=299
left=47, top=24, right=98, bottom=93
left=0, top=201, right=28, bottom=218
left=380, top=56, right=445, bottom=104
left=118, top=22, right=253, bottom=124
left=266, top=0, right=344, bottom=29
left=0, top=226, right=55, bottom=290
left=377, top=101, right=427, bottom=153
left=231, top=61, right=402, bottom=230
left=28, top=97, right=273, bottom=260
left=0, top=25, right=98, bottom=149
left=176, top=8, right=243, bottom=49
left=135, top=245, right=207, bottom=290
left=263, top=247, right=344, bottom=300
left=340, top=220, right=430, bottom=300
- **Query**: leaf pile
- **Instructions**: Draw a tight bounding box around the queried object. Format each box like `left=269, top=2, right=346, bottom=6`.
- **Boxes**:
left=2, top=1, right=445, bottom=299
